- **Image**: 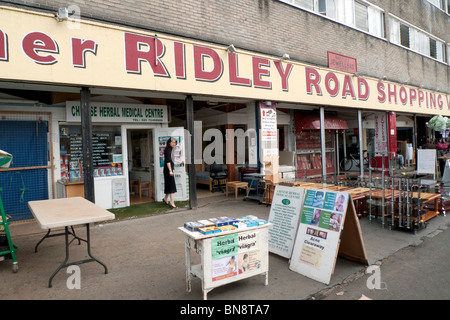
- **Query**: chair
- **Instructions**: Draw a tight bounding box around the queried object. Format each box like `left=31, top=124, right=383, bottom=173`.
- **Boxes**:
left=139, top=181, right=151, bottom=200
left=130, top=179, right=151, bottom=200
left=210, top=163, right=228, bottom=193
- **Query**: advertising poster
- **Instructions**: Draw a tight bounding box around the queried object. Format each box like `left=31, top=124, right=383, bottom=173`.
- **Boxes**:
left=260, top=102, right=278, bottom=163
left=211, top=234, right=239, bottom=282
left=289, top=189, right=349, bottom=284
left=153, top=128, right=187, bottom=201
left=374, top=112, right=387, bottom=155
left=111, top=179, right=127, bottom=208
left=268, top=185, right=305, bottom=258
left=211, top=230, right=260, bottom=282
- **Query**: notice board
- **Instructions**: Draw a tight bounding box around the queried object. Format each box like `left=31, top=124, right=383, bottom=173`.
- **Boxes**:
left=417, top=149, right=436, bottom=175
left=112, top=178, right=127, bottom=208
left=268, top=185, right=305, bottom=258
left=289, top=189, right=367, bottom=284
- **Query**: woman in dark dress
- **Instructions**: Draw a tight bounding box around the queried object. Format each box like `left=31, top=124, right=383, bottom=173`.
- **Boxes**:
left=163, top=137, right=178, bottom=208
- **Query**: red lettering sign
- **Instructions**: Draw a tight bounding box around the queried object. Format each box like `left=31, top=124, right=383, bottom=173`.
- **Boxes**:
left=328, top=51, right=357, bottom=73
left=377, top=82, right=386, bottom=103
left=388, top=83, right=397, bottom=104
left=22, top=31, right=58, bottom=65
left=174, top=41, right=186, bottom=79
left=229, top=52, right=251, bottom=86
left=72, top=38, right=97, bottom=68
left=0, top=28, right=7, bottom=61
left=193, top=45, right=223, bottom=82
left=357, top=78, right=369, bottom=100
left=305, top=67, right=322, bottom=95
left=274, top=61, right=292, bottom=91
left=124, top=32, right=169, bottom=77
left=399, top=86, right=408, bottom=105
left=341, top=74, right=356, bottom=99
left=252, top=57, right=271, bottom=89
left=325, top=72, right=339, bottom=97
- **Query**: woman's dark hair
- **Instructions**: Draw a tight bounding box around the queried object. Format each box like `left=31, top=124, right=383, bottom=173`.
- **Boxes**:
left=165, top=137, right=177, bottom=148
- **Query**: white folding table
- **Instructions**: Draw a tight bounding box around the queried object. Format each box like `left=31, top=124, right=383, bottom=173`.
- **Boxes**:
left=28, top=197, right=115, bottom=288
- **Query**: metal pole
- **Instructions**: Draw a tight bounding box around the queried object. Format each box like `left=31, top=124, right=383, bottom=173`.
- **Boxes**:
left=80, top=87, right=95, bottom=202
left=358, top=110, right=364, bottom=183
left=413, top=114, right=417, bottom=169
left=185, top=95, right=197, bottom=209
left=335, top=130, right=340, bottom=178
left=320, top=107, right=326, bottom=182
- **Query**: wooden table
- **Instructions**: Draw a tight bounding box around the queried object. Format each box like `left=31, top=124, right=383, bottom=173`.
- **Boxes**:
left=226, top=181, right=248, bottom=200
left=345, top=187, right=371, bottom=196
left=28, top=197, right=115, bottom=288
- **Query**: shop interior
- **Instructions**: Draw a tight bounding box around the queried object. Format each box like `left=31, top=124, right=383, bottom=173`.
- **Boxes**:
left=127, top=129, right=153, bottom=205
left=3, top=83, right=447, bottom=231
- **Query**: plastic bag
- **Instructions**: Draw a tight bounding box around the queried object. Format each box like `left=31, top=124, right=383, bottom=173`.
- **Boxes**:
left=437, top=142, right=448, bottom=150
left=427, top=115, right=448, bottom=131
left=0, top=149, right=12, bottom=168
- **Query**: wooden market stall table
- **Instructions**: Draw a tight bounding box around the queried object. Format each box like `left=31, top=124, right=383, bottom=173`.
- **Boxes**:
left=28, top=197, right=115, bottom=288
left=225, top=181, right=249, bottom=200
left=368, top=189, right=441, bottom=222
left=179, top=222, right=272, bottom=300
left=408, top=192, right=441, bottom=222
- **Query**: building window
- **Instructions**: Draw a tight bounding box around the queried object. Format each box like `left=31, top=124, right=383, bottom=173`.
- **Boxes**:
left=399, top=24, right=410, bottom=48
left=448, top=45, right=450, bottom=64
left=280, top=0, right=384, bottom=37
left=389, top=16, right=446, bottom=63
left=355, top=1, right=368, bottom=32
left=427, top=0, right=450, bottom=13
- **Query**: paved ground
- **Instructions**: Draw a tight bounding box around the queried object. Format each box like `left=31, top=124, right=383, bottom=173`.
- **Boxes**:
left=1, top=193, right=448, bottom=301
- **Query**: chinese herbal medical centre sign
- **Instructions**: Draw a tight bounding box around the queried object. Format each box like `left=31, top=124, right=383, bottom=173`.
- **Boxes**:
left=66, top=101, right=168, bottom=123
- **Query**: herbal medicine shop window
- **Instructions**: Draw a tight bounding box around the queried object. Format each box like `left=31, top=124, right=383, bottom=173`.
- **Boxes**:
left=60, top=125, right=123, bottom=181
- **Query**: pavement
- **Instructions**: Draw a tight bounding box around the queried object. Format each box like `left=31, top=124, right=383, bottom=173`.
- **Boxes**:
left=1, top=191, right=449, bottom=301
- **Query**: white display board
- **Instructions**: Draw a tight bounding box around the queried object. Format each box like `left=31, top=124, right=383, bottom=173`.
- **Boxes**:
left=417, top=149, right=436, bottom=175
left=153, top=127, right=188, bottom=201
left=111, top=178, right=127, bottom=208
left=268, top=185, right=305, bottom=258
left=289, top=189, right=349, bottom=285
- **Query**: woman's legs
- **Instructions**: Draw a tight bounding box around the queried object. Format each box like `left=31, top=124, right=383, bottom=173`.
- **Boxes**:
left=164, top=193, right=176, bottom=207
left=169, top=193, right=176, bottom=207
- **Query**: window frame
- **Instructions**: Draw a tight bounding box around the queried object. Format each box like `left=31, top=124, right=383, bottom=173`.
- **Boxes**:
left=388, top=14, right=448, bottom=64
left=427, top=0, right=450, bottom=14
left=279, top=0, right=386, bottom=39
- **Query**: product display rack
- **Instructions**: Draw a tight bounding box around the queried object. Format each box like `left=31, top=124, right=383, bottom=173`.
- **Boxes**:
left=295, top=130, right=336, bottom=178
left=367, top=155, right=440, bottom=233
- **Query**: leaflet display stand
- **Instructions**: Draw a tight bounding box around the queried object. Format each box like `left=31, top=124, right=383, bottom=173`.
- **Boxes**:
left=179, top=223, right=271, bottom=300
left=289, top=188, right=368, bottom=284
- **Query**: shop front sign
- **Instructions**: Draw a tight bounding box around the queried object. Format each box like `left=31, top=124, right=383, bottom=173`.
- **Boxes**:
left=0, top=6, right=449, bottom=116
left=66, top=101, right=168, bottom=123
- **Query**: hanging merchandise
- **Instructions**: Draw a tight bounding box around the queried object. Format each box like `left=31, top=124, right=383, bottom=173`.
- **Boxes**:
left=0, top=149, right=12, bottom=168
left=426, top=115, right=450, bottom=131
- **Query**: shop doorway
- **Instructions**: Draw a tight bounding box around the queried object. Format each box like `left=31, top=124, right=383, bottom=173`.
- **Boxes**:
left=127, top=129, right=154, bottom=205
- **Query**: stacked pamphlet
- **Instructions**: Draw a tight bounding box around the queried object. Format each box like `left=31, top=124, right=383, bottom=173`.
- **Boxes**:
left=183, top=215, right=268, bottom=235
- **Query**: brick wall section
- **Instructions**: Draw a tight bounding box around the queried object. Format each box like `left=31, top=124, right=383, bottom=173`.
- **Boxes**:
left=1, top=0, right=449, bottom=93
